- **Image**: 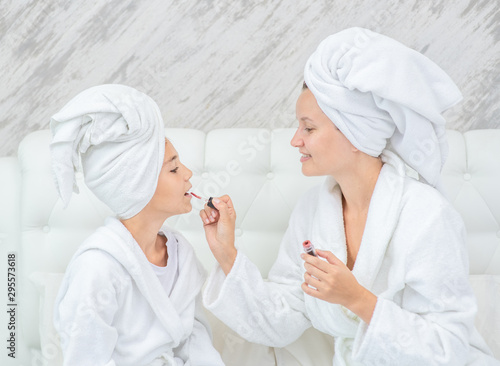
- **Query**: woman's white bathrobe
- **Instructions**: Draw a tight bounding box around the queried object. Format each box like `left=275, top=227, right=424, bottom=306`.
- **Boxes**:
left=54, top=217, right=224, bottom=366
left=203, top=151, right=498, bottom=366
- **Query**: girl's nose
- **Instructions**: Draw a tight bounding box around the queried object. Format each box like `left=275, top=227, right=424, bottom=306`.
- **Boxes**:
left=185, top=166, right=193, bottom=181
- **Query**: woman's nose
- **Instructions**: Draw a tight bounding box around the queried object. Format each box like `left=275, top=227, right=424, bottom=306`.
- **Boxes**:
left=290, top=130, right=303, bottom=147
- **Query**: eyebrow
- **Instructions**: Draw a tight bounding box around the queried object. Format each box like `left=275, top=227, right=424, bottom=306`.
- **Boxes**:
left=163, top=155, right=178, bottom=165
left=300, top=117, right=316, bottom=124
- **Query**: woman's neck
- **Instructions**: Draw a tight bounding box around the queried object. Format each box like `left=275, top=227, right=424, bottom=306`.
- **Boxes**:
left=336, top=156, right=383, bottom=214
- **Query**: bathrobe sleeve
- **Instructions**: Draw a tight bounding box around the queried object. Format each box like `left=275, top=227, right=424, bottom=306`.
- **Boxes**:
left=352, top=193, right=480, bottom=365
left=173, top=294, right=225, bottom=365
left=203, top=210, right=311, bottom=348
left=54, top=249, right=121, bottom=366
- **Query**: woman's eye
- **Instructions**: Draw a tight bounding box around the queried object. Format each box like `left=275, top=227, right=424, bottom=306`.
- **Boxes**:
left=304, top=127, right=314, bottom=133
left=170, top=167, right=179, bottom=173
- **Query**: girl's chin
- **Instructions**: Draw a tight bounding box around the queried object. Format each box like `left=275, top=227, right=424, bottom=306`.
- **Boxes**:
left=179, top=202, right=192, bottom=214
left=163, top=202, right=192, bottom=216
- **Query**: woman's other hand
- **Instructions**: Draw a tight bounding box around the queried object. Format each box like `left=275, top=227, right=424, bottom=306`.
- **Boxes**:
left=301, top=249, right=377, bottom=324
left=200, top=195, right=237, bottom=275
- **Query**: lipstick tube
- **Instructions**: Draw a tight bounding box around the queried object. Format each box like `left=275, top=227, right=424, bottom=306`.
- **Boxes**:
left=189, top=192, right=218, bottom=210
left=302, top=240, right=318, bottom=257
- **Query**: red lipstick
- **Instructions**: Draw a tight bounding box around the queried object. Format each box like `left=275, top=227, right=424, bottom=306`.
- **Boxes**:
left=190, top=192, right=202, bottom=199
left=302, top=240, right=318, bottom=257
left=189, top=192, right=217, bottom=210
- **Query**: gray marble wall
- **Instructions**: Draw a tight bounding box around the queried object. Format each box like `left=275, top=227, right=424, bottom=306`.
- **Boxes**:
left=1, top=0, right=499, bottom=157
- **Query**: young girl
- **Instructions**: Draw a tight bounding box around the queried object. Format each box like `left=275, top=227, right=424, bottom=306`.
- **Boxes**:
left=51, top=84, right=224, bottom=366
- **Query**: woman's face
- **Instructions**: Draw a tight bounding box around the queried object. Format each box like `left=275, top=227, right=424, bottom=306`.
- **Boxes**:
left=148, top=139, right=193, bottom=217
left=292, top=89, right=357, bottom=177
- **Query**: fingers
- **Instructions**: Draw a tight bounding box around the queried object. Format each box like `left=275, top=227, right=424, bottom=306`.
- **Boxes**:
left=218, top=194, right=234, bottom=209
left=199, top=209, right=210, bottom=225
left=301, top=252, right=332, bottom=273
left=316, top=249, right=342, bottom=265
left=301, top=282, right=321, bottom=298
left=303, top=271, right=321, bottom=289
left=301, top=250, right=346, bottom=285
left=199, top=206, right=218, bottom=225
left=209, top=195, right=236, bottom=223
left=303, top=261, right=327, bottom=279
left=198, top=194, right=236, bottom=229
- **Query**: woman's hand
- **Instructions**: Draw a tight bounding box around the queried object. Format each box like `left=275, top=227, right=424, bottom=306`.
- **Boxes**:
left=301, top=249, right=377, bottom=324
left=199, top=195, right=237, bottom=275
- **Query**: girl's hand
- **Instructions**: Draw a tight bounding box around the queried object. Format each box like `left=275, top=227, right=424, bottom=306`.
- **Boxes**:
left=199, top=195, right=237, bottom=275
left=301, top=249, right=377, bottom=324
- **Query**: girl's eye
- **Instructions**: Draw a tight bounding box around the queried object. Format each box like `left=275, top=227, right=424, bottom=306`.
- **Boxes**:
left=304, top=127, right=314, bottom=133
left=170, top=167, right=179, bottom=173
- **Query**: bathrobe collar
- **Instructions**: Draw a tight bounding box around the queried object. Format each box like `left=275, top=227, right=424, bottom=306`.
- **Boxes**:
left=306, top=150, right=406, bottom=339
left=75, top=216, right=206, bottom=346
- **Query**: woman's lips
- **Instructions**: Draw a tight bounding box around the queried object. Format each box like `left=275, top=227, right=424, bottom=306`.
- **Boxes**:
left=300, top=154, right=311, bottom=163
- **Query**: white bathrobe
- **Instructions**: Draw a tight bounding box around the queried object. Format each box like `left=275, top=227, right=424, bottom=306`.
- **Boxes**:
left=204, top=151, right=498, bottom=365
left=54, top=217, right=224, bottom=366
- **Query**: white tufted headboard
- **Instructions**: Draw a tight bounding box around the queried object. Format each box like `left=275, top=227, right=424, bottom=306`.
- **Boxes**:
left=0, top=128, right=499, bottom=365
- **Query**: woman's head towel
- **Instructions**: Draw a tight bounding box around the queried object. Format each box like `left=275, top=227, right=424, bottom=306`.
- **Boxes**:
left=304, top=27, right=462, bottom=190
left=50, top=84, right=165, bottom=219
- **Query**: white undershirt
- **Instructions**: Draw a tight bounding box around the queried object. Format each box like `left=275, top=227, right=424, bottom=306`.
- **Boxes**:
left=150, top=230, right=179, bottom=296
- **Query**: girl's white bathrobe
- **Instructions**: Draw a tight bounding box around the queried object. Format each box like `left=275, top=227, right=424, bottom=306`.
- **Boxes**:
left=203, top=151, right=498, bottom=366
left=54, top=216, right=224, bottom=366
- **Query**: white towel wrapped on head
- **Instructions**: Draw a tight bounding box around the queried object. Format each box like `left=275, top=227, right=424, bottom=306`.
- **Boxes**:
left=304, top=27, right=462, bottom=190
left=50, top=84, right=165, bottom=219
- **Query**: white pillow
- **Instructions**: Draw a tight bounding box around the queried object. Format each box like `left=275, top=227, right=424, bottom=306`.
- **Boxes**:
left=29, top=272, right=65, bottom=366
left=469, top=274, right=500, bottom=359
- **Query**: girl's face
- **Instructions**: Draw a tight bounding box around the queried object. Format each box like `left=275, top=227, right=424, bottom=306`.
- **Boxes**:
left=291, top=89, right=357, bottom=177
left=148, top=140, right=193, bottom=217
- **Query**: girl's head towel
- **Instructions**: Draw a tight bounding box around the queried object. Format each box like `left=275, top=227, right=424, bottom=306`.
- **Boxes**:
left=50, top=84, right=165, bottom=219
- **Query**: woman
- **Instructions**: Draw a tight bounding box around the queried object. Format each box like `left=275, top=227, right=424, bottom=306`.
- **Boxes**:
left=199, top=28, right=498, bottom=365
left=51, top=85, right=224, bottom=366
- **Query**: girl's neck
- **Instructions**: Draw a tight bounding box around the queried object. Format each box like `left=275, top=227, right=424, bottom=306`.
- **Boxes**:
left=120, top=207, right=169, bottom=261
